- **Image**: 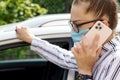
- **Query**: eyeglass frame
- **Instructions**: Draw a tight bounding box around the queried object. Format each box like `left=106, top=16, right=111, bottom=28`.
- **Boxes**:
left=69, top=19, right=103, bottom=33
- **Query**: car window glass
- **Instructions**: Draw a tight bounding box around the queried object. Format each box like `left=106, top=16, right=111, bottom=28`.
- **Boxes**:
left=0, top=46, right=39, bottom=61
left=0, top=41, right=70, bottom=61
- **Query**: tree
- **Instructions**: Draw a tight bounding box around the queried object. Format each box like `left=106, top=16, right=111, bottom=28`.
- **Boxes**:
left=0, top=0, right=47, bottom=25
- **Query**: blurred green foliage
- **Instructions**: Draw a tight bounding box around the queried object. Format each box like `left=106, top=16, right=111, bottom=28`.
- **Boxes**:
left=0, top=0, right=47, bottom=25
left=0, top=46, right=40, bottom=60
left=33, top=0, right=73, bottom=14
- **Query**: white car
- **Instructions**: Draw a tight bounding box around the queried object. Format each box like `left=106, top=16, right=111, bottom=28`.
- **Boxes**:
left=0, top=13, right=120, bottom=80
left=0, top=14, right=76, bottom=80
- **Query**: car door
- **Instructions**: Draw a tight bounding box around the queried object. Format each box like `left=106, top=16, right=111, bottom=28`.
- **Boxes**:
left=0, top=36, right=75, bottom=80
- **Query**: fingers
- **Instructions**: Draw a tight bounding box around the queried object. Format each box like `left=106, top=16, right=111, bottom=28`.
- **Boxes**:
left=92, top=34, right=100, bottom=50
left=16, top=26, right=30, bottom=37
left=16, top=26, right=27, bottom=37
left=96, top=46, right=102, bottom=58
left=16, top=26, right=28, bottom=32
left=73, top=35, right=91, bottom=56
left=15, top=26, right=33, bottom=43
left=71, top=43, right=83, bottom=58
left=73, top=34, right=101, bottom=57
left=92, top=34, right=102, bottom=58
left=81, top=36, right=89, bottom=53
left=75, top=42, right=84, bottom=54
left=71, top=47, right=78, bottom=58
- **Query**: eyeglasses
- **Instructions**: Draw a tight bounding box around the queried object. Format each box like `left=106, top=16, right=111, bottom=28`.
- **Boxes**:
left=69, top=19, right=102, bottom=33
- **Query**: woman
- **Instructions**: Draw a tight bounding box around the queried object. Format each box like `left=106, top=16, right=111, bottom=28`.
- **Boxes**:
left=16, top=0, right=120, bottom=79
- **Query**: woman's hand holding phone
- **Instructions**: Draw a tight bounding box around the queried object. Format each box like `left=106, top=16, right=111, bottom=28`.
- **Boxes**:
left=71, top=21, right=112, bottom=75
left=71, top=34, right=102, bottom=75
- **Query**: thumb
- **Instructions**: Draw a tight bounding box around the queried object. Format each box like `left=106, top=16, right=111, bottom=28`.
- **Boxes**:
left=96, top=46, right=102, bottom=58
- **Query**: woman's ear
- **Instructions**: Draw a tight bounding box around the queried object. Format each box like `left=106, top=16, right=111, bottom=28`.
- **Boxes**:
left=102, top=20, right=109, bottom=26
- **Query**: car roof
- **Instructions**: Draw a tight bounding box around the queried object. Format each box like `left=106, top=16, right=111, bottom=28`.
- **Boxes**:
left=0, top=14, right=71, bottom=45
left=1, top=13, right=120, bottom=45
left=0, top=13, right=70, bottom=31
left=0, top=26, right=71, bottom=45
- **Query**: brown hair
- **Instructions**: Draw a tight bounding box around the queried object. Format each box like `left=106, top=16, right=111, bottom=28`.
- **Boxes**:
left=73, top=0, right=118, bottom=30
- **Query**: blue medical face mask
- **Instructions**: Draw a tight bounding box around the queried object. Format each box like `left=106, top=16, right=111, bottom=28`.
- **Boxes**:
left=71, top=29, right=89, bottom=43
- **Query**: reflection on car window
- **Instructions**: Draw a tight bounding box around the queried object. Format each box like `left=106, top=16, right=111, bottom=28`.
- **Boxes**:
left=0, top=41, right=70, bottom=61
left=0, top=46, right=40, bottom=61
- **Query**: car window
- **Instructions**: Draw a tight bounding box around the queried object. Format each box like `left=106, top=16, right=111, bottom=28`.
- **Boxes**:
left=0, top=38, right=73, bottom=61
left=0, top=46, right=39, bottom=60
left=0, top=38, right=73, bottom=80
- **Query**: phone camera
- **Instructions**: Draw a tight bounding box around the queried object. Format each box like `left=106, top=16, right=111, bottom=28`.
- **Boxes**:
left=99, top=26, right=102, bottom=30
left=98, top=23, right=101, bottom=26
left=95, top=26, right=98, bottom=29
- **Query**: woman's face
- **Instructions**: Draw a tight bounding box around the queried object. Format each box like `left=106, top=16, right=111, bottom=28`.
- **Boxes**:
left=70, top=2, right=97, bottom=30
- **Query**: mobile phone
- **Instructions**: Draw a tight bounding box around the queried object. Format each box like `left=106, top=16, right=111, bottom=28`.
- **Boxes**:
left=85, top=21, right=112, bottom=47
